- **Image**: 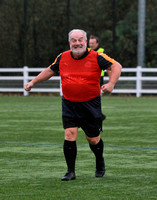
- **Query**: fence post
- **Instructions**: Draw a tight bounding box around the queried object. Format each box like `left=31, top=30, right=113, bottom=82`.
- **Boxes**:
left=59, top=77, right=62, bottom=96
left=136, top=66, right=142, bottom=97
left=23, top=66, right=29, bottom=96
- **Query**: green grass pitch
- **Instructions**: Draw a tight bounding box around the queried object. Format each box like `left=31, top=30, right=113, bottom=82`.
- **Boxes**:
left=0, top=96, right=157, bottom=200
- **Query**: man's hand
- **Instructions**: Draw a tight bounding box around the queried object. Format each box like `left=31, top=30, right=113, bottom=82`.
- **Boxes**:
left=101, top=82, right=115, bottom=94
left=24, top=81, right=34, bottom=91
left=24, top=67, right=55, bottom=92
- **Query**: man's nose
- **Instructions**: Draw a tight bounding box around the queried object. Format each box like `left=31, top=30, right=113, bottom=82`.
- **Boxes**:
left=75, top=40, right=81, bottom=45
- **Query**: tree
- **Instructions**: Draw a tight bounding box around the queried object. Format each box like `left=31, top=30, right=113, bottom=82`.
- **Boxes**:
left=0, top=0, right=156, bottom=68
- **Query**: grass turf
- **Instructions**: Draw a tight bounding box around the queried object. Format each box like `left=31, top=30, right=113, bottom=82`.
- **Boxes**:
left=0, top=96, right=157, bottom=200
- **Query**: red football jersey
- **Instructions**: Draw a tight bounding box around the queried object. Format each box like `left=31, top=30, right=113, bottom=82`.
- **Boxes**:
left=59, top=50, right=101, bottom=102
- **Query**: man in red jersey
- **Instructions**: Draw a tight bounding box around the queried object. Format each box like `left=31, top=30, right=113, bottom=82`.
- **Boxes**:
left=25, top=29, right=122, bottom=181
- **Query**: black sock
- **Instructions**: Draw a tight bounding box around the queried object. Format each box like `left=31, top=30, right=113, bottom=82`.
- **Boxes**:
left=63, top=140, right=77, bottom=173
left=89, top=138, right=104, bottom=162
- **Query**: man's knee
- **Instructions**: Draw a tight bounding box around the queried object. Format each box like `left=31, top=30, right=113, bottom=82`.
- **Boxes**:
left=86, top=135, right=100, bottom=145
left=65, top=128, right=78, bottom=141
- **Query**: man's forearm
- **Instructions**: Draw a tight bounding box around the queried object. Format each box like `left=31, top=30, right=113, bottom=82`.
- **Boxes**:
left=31, top=67, right=55, bottom=85
left=109, top=62, right=122, bottom=85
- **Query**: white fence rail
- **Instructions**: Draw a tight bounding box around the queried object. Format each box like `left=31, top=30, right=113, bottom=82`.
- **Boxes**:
left=0, top=66, right=157, bottom=97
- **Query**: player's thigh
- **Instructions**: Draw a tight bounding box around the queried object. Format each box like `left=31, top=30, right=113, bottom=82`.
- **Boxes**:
left=80, top=117, right=102, bottom=138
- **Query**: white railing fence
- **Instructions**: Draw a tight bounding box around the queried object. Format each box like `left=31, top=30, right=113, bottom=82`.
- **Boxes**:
left=0, top=66, right=157, bottom=97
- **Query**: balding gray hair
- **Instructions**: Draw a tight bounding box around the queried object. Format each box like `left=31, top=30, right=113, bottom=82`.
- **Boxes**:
left=68, top=29, right=87, bottom=42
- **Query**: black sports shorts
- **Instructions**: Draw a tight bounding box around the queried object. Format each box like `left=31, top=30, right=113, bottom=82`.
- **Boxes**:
left=62, top=116, right=102, bottom=138
left=62, top=96, right=103, bottom=138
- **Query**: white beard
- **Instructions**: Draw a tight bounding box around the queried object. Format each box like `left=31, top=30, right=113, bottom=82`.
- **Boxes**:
left=70, top=43, right=87, bottom=56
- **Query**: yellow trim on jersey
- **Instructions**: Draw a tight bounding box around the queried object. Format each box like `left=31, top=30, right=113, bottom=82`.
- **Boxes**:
left=49, top=53, right=62, bottom=68
left=98, top=52, right=116, bottom=64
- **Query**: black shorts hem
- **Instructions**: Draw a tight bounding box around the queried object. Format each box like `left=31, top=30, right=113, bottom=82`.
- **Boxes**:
left=62, top=116, right=102, bottom=138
